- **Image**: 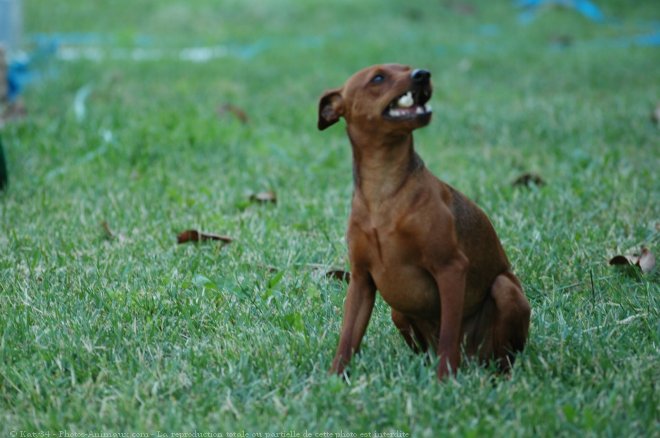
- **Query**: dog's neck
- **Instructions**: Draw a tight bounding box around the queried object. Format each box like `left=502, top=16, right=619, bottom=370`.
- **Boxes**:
left=347, top=126, right=423, bottom=206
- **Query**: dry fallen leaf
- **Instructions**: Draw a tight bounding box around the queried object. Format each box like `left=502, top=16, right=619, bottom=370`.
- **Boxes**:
left=325, top=269, right=351, bottom=283
left=445, top=1, right=476, bottom=16
left=512, top=172, right=545, bottom=188
left=609, top=247, right=656, bottom=274
left=177, top=229, right=233, bottom=244
left=249, top=191, right=277, bottom=204
left=550, top=35, right=574, bottom=48
left=217, top=103, right=249, bottom=124
left=101, top=221, right=115, bottom=240
left=100, top=220, right=126, bottom=242
left=638, top=248, right=656, bottom=273
left=652, top=104, right=660, bottom=125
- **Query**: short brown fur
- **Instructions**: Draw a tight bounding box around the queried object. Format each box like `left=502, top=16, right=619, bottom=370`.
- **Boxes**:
left=318, top=64, right=531, bottom=379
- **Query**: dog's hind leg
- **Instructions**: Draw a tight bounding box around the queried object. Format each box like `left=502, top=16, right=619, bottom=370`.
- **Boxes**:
left=487, top=272, right=531, bottom=372
left=463, top=272, right=530, bottom=372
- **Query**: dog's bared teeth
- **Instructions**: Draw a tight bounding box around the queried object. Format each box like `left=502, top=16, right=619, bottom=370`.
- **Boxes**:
left=388, top=103, right=432, bottom=118
left=397, top=92, right=414, bottom=108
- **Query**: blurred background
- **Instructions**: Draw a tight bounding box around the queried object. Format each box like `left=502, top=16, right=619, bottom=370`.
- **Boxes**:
left=0, top=0, right=658, bottom=434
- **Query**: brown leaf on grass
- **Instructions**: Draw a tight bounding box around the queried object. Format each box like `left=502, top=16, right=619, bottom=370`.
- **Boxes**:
left=217, top=103, right=249, bottom=124
left=609, top=247, right=656, bottom=274
left=444, top=1, right=476, bottom=16
left=550, top=34, right=574, bottom=48
left=651, top=104, right=660, bottom=125
left=177, top=229, right=233, bottom=244
left=512, top=172, right=545, bottom=188
left=101, top=221, right=115, bottom=240
left=249, top=191, right=277, bottom=204
left=101, top=221, right=126, bottom=242
left=638, top=248, right=656, bottom=273
left=325, top=269, right=351, bottom=283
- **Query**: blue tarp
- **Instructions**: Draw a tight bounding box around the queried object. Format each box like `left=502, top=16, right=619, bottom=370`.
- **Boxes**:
left=516, top=0, right=605, bottom=23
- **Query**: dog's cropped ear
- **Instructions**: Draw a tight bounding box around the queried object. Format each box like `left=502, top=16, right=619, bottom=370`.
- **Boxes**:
left=318, top=88, right=344, bottom=131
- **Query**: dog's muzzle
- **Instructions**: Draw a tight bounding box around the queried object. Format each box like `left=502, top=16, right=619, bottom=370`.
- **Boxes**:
left=384, top=70, right=433, bottom=120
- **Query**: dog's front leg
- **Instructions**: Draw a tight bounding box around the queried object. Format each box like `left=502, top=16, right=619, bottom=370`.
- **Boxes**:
left=330, top=270, right=376, bottom=376
left=430, top=253, right=468, bottom=379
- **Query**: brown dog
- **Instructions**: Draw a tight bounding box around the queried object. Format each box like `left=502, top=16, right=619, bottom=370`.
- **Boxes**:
left=318, top=64, right=531, bottom=379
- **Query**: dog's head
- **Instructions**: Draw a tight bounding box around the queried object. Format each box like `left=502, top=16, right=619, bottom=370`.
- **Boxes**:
left=318, top=64, right=433, bottom=133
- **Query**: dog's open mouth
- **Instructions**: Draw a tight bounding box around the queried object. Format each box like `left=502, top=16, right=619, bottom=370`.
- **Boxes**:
left=384, top=88, right=432, bottom=120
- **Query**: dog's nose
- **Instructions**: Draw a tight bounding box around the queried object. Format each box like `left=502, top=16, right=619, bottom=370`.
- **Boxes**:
left=411, top=69, right=431, bottom=83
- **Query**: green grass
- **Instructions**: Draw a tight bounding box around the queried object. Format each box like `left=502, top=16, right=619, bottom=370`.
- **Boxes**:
left=1, top=0, right=658, bottom=436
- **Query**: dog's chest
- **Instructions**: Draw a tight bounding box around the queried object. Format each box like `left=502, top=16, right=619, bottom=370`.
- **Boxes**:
left=354, top=218, right=440, bottom=317
left=353, top=197, right=433, bottom=265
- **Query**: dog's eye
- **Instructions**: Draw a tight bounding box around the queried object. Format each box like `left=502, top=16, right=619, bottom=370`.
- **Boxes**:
left=370, top=74, right=385, bottom=84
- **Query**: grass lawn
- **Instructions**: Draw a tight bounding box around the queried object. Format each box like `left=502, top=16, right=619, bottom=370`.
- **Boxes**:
left=1, top=0, right=658, bottom=435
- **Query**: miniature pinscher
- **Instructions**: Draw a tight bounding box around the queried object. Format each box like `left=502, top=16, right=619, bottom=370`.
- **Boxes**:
left=318, top=64, right=531, bottom=379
